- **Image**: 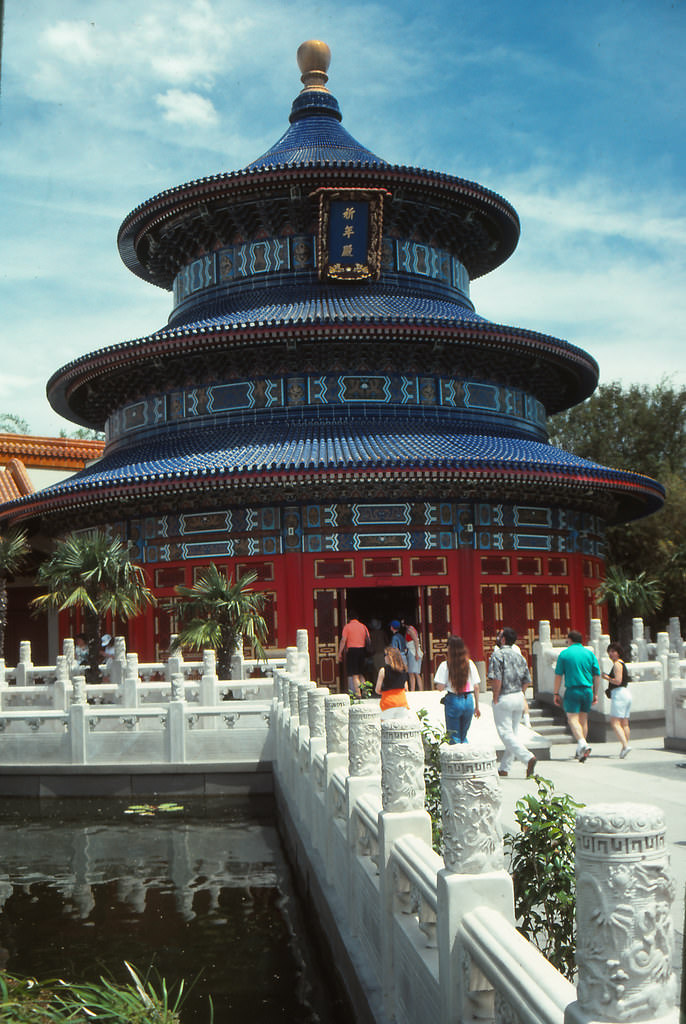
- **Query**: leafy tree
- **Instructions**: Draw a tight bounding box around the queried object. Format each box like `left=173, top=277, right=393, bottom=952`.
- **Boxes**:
left=59, top=426, right=106, bottom=440
left=172, top=564, right=269, bottom=678
left=548, top=379, right=686, bottom=631
left=595, top=567, right=663, bottom=654
left=0, top=412, right=30, bottom=434
left=32, top=532, right=156, bottom=680
left=0, top=528, right=30, bottom=658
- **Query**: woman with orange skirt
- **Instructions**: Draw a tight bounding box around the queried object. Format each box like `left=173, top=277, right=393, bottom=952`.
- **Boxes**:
left=375, top=646, right=410, bottom=713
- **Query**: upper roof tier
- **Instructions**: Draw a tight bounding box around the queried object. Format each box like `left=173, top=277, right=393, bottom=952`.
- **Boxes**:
left=117, top=41, right=520, bottom=290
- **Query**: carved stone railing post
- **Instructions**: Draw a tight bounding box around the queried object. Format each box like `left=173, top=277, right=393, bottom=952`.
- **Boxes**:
left=378, top=718, right=432, bottom=1015
left=668, top=617, right=684, bottom=657
left=570, top=803, right=677, bottom=1024
left=307, top=686, right=330, bottom=853
left=589, top=619, right=603, bottom=659
left=230, top=649, right=244, bottom=681
left=440, top=745, right=503, bottom=874
left=122, top=654, right=140, bottom=708
left=167, top=674, right=186, bottom=763
left=656, top=632, right=670, bottom=686
left=437, top=745, right=514, bottom=1024
left=69, top=674, right=88, bottom=764
left=349, top=703, right=382, bottom=778
left=110, top=635, right=127, bottom=687
left=16, top=641, right=32, bottom=687
left=200, top=649, right=217, bottom=707
left=295, top=682, right=317, bottom=826
left=54, top=655, right=71, bottom=711
left=62, top=637, right=75, bottom=667
left=324, top=694, right=350, bottom=881
left=632, top=618, right=647, bottom=663
left=664, top=653, right=682, bottom=746
left=346, top=703, right=382, bottom=913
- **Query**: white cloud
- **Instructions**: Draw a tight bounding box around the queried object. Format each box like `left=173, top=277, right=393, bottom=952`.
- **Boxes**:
left=42, top=20, right=99, bottom=64
left=155, top=88, right=219, bottom=126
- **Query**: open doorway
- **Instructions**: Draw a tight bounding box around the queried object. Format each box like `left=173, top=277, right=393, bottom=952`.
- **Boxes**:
left=343, top=585, right=425, bottom=688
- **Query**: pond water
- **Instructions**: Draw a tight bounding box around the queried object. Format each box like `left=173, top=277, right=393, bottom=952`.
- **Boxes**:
left=0, top=797, right=349, bottom=1023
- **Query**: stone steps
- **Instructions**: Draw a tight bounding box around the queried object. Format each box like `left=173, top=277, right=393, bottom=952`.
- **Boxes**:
left=527, top=701, right=570, bottom=742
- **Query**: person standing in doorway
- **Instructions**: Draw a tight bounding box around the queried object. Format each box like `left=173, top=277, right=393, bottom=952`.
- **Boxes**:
left=553, top=629, right=601, bottom=762
left=337, top=613, right=370, bottom=697
left=389, top=620, right=408, bottom=667
left=488, top=627, right=537, bottom=778
left=404, top=620, right=423, bottom=691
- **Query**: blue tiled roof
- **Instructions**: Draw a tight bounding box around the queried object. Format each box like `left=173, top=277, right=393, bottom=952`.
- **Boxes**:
left=169, top=284, right=484, bottom=330
left=247, top=114, right=385, bottom=170
left=21, top=420, right=664, bottom=509
left=246, top=83, right=386, bottom=169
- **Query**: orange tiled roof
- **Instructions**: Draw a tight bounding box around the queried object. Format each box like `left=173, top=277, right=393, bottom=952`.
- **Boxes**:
left=0, top=458, right=34, bottom=502
left=0, top=433, right=105, bottom=470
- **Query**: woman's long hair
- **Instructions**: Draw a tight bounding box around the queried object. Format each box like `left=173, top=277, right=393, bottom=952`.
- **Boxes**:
left=445, top=635, right=470, bottom=692
left=385, top=645, right=406, bottom=672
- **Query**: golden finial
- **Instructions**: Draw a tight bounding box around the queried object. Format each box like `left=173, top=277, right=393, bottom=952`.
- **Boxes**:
left=297, top=40, right=331, bottom=92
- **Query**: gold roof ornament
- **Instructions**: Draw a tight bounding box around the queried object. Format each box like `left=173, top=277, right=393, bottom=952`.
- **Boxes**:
left=297, top=40, right=331, bottom=92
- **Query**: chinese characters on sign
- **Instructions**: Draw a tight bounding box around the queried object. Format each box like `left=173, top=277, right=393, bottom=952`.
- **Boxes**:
left=328, top=201, right=369, bottom=271
left=313, top=187, right=389, bottom=281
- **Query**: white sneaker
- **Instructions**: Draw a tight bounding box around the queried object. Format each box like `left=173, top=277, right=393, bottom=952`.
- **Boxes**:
left=619, top=746, right=631, bottom=759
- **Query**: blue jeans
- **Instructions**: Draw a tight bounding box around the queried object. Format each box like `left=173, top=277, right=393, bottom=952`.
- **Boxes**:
left=443, top=691, right=475, bottom=743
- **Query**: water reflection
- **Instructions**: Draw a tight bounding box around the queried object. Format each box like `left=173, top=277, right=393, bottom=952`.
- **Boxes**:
left=0, top=797, right=346, bottom=1023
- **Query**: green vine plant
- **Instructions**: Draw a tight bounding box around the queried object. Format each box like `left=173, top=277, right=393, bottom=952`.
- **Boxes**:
left=504, top=775, right=583, bottom=981
left=417, top=708, right=448, bottom=853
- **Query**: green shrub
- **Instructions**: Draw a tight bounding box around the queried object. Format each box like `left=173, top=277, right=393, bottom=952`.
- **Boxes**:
left=417, top=708, right=448, bottom=852
left=504, top=776, right=583, bottom=980
left=0, top=962, right=201, bottom=1023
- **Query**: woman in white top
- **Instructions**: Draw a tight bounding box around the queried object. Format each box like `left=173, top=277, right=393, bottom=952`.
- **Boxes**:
left=433, top=635, right=481, bottom=743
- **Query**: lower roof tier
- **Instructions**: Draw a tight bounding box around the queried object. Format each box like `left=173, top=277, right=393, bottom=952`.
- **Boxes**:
left=2, top=419, right=663, bottom=527
left=46, top=296, right=599, bottom=428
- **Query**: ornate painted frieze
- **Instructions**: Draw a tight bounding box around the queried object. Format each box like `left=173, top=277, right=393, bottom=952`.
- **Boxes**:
left=106, top=375, right=545, bottom=443
left=170, top=231, right=470, bottom=307
left=124, top=500, right=605, bottom=564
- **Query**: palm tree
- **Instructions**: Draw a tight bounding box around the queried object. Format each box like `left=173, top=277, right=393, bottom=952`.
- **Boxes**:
left=172, top=565, right=269, bottom=678
left=32, top=532, right=156, bottom=680
left=0, top=528, right=30, bottom=658
left=595, top=566, right=663, bottom=654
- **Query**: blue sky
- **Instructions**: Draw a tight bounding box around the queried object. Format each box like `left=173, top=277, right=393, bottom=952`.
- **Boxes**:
left=2, top=0, right=685, bottom=435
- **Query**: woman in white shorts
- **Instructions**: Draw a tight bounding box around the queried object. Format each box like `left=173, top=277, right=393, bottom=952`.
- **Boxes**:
left=603, top=642, right=632, bottom=758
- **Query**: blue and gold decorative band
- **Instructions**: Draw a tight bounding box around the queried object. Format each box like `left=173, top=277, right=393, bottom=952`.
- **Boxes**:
left=105, top=373, right=546, bottom=443
left=171, top=235, right=470, bottom=308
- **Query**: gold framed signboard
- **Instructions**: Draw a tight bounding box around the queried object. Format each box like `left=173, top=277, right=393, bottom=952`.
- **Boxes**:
left=312, top=187, right=390, bottom=282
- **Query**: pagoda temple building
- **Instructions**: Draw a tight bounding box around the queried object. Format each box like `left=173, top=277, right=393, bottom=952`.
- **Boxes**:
left=0, top=41, right=663, bottom=684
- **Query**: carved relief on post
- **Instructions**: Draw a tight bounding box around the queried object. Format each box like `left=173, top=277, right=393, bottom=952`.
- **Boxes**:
left=575, top=803, right=676, bottom=1022
left=298, top=681, right=316, bottom=725
left=324, top=694, right=350, bottom=755
left=307, top=687, right=330, bottom=738
left=440, top=745, right=503, bottom=874
left=380, top=719, right=425, bottom=812
left=348, top=703, right=381, bottom=777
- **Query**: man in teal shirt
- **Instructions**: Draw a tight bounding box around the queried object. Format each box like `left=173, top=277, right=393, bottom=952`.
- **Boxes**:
left=553, top=630, right=600, bottom=761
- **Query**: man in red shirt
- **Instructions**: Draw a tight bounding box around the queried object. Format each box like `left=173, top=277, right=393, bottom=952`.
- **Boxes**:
left=337, top=614, right=370, bottom=697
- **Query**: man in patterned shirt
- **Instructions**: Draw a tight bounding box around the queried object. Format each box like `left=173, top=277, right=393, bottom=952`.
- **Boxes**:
left=488, top=627, right=536, bottom=779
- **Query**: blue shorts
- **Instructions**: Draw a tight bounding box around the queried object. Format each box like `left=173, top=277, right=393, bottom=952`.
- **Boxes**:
left=563, top=688, right=592, bottom=714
